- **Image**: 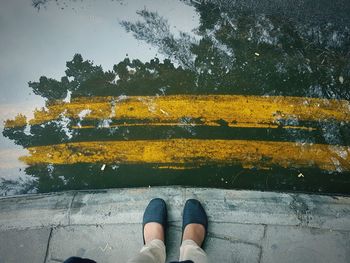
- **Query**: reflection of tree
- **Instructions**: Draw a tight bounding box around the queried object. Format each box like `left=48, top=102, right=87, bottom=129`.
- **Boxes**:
left=31, top=0, right=350, bottom=98
left=25, top=53, right=197, bottom=101
left=113, top=57, right=196, bottom=95
left=28, top=54, right=114, bottom=100
left=121, top=2, right=350, bottom=99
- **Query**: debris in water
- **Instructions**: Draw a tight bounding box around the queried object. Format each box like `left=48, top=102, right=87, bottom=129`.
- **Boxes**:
left=339, top=76, right=344, bottom=84
left=297, top=173, right=304, bottom=178
left=101, top=164, right=106, bottom=171
left=254, top=52, right=260, bottom=56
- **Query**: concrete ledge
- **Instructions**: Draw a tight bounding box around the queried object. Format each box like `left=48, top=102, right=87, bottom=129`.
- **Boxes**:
left=1, top=187, right=349, bottom=230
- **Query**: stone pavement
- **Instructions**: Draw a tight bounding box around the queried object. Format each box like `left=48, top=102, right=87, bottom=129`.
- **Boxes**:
left=0, top=187, right=349, bottom=263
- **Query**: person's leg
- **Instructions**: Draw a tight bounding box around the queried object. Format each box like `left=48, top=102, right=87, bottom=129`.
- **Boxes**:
left=179, top=239, right=207, bottom=263
left=127, top=199, right=167, bottom=263
left=179, top=200, right=209, bottom=263
left=127, top=238, right=166, bottom=263
left=179, top=224, right=208, bottom=263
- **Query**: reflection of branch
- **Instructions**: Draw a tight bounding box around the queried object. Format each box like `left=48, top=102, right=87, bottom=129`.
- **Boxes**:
left=32, top=0, right=124, bottom=10
left=32, top=0, right=47, bottom=10
left=32, top=0, right=72, bottom=10
left=121, top=9, right=197, bottom=70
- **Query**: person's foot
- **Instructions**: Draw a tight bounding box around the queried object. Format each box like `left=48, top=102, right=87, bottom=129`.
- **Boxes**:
left=142, top=198, right=167, bottom=244
left=182, top=199, right=208, bottom=247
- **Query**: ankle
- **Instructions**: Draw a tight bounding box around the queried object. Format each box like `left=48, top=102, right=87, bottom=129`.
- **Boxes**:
left=182, top=223, right=205, bottom=246
left=144, top=222, right=164, bottom=243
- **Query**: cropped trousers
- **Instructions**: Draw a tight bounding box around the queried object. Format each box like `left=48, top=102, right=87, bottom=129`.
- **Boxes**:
left=127, top=239, right=208, bottom=263
left=64, top=239, right=208, bottom=263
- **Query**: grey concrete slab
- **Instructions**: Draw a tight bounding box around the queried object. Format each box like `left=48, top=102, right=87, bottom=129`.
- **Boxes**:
left=186, top=189, right=300, bottom=226
left=205, top=238, right=261, bottom=263
left=261, top=226, right=350, bottom=263
left=166, top=225, right=261, bottom=263
left=0, top=192, right=73, bottom=230
left=69, top=187, right=185, bottom=225
left=209, top=222, right=265, bottom=244
left=47, top=224, right=141, bottom=263
left=0, top=228, right=51, bottom=263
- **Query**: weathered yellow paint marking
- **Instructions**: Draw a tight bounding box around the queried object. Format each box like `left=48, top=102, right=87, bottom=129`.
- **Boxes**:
left=20, top=139, right=350, bottom=171
left=5, top=95, right=350, bottom=128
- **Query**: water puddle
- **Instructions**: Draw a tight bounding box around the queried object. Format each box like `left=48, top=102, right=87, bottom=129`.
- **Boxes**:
left=1, top=0, right=349, bottom=195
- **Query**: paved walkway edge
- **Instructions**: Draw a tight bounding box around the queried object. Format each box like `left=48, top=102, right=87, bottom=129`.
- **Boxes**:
left=0, top=187, right=349, bottom=231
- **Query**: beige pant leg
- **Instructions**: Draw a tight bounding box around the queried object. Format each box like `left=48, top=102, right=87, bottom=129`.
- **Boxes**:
left=127, top=239, right=166, bottom=263
left=179, top=239, right=208, bottom=263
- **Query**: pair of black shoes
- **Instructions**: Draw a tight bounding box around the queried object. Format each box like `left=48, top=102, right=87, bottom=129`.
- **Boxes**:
left=142, top=198, right=208, bottom=247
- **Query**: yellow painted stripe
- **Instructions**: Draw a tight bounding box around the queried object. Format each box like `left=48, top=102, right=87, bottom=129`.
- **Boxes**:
left=5, top=95, right=350, bottom=128
left=20, top=139, right=350, bottom=171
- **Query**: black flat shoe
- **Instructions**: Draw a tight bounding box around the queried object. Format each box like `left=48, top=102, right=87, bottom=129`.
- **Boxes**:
left=182, top=199, right=208, bottom=248
left=142, top=198, right=167, bottom=245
